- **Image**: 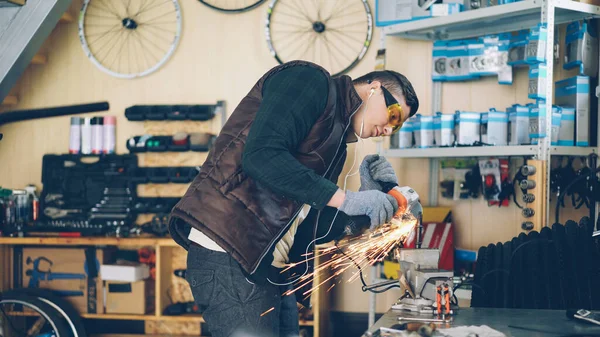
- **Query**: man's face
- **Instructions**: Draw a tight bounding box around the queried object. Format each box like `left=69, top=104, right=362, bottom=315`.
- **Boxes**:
left=354, top=83, right=411, bottom=139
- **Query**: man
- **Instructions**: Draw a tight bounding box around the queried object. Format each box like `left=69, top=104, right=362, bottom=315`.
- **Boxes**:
left=168, top=60, right=420, bottom=337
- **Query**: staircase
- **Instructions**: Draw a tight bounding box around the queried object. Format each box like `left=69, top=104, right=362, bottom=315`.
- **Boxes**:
left=0, top=0, right=72, bottom=107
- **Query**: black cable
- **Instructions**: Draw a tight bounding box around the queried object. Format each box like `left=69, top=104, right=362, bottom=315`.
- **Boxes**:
left=335, top=243, right=400, bottom=294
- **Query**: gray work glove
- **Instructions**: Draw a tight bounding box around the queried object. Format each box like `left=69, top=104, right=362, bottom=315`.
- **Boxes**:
left=338, top=190, right=399, bottom=230
left=359, top=154, right=399, bottom=191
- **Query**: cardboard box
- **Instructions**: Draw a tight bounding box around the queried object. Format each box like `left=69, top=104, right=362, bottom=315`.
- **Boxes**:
left=105, top=280, right=151, bottom=314
left=100, top=264, right=150, bottom=282
left=14, top=247, right=103, bottom=314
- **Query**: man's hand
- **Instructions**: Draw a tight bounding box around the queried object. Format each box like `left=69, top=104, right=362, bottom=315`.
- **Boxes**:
left=359, top=154, right=399, bottom=191
left=338, top=190, right=399, bottom=230
left=397, top=186, right=422, bottom=218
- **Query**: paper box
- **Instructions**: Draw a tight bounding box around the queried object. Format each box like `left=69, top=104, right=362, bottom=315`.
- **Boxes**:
left=101, top=264, right=150, bottom=282
left=105, top=280, right=152, bottom=314
left=14, top=247, right=103, bottom=314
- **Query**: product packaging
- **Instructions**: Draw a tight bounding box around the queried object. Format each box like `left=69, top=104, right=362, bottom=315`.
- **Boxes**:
left=434, top=113, right=442, bottom=146
left=487, top=108, right=509, bottom=145
left=558, top=106, right=575, bottom=146
left=555, top=75, right=590, bottom=146
left=529, top=102, right=547, bottom=144
left=432, top=41, right=447, bottom=81
left=103, top=116, right=116, bottom=154
left=81, top=117, right=92, bottom=155
left=457, top=111, right=481, bottom=145
left=420, top=115, right=435, bottom=148
left=508, top=29, right=529, bottom=67
left=91, top=117, right=104, bottom=155
left=497, top=34, right=513, bottom=85
left=480, top=112, right=488, bottom=144
left=399, top=120, right=414, bottom=148
left=447, top=40, right=472, bottom=81
left=528, top=63, right=547, bottom=100
left=69, top=117, right=82, bottom=154
left=526, top=23, right=547, bottom=63
left=551, top=106, right=562, bottom=146
left=469, top=38, right=497, bottom=77
left=564, top=20, right=598, bottom=77
left=507, top=104, right=530, bottom=145
left=431, top=3, right=462, bottom=16
left=441, top=114, right=455, bottom=146
left=375, top=0, right=412, bottom=26
left=479, top=158, right=501, bottom=202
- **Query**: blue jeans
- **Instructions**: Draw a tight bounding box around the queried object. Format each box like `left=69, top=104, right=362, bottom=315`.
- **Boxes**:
left=186, top=243, right=300, bottom=337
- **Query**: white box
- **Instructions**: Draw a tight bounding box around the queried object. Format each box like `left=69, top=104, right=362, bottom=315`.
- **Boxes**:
left=420, top=116, right=435, bottom=148
left=101, top=264, right=150, bottom=282
left=458, top=112, right=481, bottom=145
left=399, top=120, right=414, bottom=149
left=434, top=114, right=442, bottom=146
left=487, top=110, right=508, bottom=146
left=375, top=0, right=412, bottom=26
left=412, top=115, right=422, bottom=148
left=440, top=114, right=455, bottom=146
left=431, top=3, right=462, bottom=16
left=508, top=104, right=530, bottom=145
left=558, top=107, right=575, bottom=146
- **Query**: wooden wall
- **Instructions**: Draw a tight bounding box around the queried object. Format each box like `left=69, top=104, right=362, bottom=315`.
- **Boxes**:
left=0, top=0, right=592, bottom=315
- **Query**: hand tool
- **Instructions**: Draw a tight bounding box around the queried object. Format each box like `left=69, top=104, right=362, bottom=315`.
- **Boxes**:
left=44, top=207, right=83, bottom=219
left=567, top=309, right=600, bottom=326
left=398, top=316, right=450, bottom=323
left=25, top=256, right=85, bottom=296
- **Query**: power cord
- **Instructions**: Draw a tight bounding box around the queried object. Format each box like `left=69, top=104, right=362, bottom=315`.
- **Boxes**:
left=335, top=243, right=400, bottom=294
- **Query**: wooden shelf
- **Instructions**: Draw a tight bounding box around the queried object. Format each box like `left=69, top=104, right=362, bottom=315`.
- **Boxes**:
left=31, top=54, right=47, bottom=65
left=59, top=12, right=74, bottom=23
left=2, top=95, right=18, bottom=106
left=0, top=237, right=178, bottom=247
left=82, top=313, right=204, bottom=322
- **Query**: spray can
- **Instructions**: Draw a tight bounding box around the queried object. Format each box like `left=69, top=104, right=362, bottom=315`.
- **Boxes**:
left=81, top=117, right=92, bottom=154
left=69, top=117, right=82, bottom=154
left=92, top=116, right=104, bottom=154
left=103, top=116, right=116, bottom=154
left=25, top=185, right=38, bottom=223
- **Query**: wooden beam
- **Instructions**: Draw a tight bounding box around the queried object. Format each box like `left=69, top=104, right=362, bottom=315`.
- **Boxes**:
left=59, top=11, right=74, bottom=23
left=1, top=95, right=17, bottom=106
left=31, top=53, right=47, bottom=65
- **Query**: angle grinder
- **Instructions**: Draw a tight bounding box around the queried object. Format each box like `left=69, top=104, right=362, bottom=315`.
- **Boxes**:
left=380, top=182, right=424, bottom=248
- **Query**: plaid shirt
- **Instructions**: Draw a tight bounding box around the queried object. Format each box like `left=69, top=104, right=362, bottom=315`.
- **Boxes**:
left=242, top=65, right=339, bottom=210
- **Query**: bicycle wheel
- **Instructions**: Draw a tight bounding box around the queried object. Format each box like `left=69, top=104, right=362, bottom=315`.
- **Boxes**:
left=0, top=293, right=70, bottom=337
left=3, top=288, right=87, bottom=337
left=78, top=0, right=182, bottom=79
left=199, top=0, right=266, bottom=12
left=265, top=0, right=373, bottom=77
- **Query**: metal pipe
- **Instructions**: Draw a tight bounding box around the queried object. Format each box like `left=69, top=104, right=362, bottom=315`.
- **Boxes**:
left=0, top=102, right=109, bottom=125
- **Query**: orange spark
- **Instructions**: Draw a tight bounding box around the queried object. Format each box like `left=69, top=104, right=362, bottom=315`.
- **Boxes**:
left=260, top=307, right=275, bottom=317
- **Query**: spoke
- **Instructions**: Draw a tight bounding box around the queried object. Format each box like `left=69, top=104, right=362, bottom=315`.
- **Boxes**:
left=314, top=0, right=321, bottom=21
left=138, top=25, right=173, bottom=44
left=138, top=23, right=176, bottom=35
left=85, top=23, right=121, bottom=40
left=139, top=21, right=178, bottom=26
left=325, top=31, right=353, bottom=63
left=274, top=9, right=306, bottom=21
left=135, top=1, right=171, bottom=18
left=134, top=30, right=161, bottom=64
left=272, top=28, right=312, bottom=35
left=328, top=28, right=364, bottom=45
left=277, top=1, right=311, bottom=22
left=139, top=10, right=176, bottom=24
left=89, top=1, right=120, bottom=19
left=327, top=10, right=365, bottom=22
left=84, top=23, right=121, bottom=26
left=323, top=0, right=341, bottom=23
left=271, top=20, right=309, bottom=30
left=136, top=28, right=168, bottom=57
left=101, top=0, right=123, bottom=19
left=286, top=31, right=313, bottom=61
left=87, top=26, right=122, bottom=49
left=322, top=33, right=346, bottom=72
left=325, top=2, right=357, bottom=23
left=109, top=30, right=130, bottom=69
left=136, top=30, right=153, bottom=70
left=328, top=21, right=368, bottom=29
left=84, top=12, right=120, bottom=20
left=297, top=0, right=313, bottom=22
left=98, top=29, right=126, bottom=64
left=303, top=33, right=318, bottom=61
left=123, top=0, right=132, bottom=17
left=323, top=33, right=337, bottom=72
left=133, top=0, right=157, bottom=17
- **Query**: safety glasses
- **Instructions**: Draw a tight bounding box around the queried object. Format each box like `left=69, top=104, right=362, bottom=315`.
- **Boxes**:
left=381, top=85, right=405, bottom=134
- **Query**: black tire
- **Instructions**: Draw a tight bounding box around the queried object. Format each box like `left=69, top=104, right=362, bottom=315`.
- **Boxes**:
left=3, top=288, right=87, bottom=337
left=198, top=0, right=266, bottom=12
left=0, top=292, right=71, bottom=337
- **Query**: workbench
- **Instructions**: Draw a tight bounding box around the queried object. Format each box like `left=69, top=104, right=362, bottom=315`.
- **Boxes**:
left=363, top=307, right=600, bottom=336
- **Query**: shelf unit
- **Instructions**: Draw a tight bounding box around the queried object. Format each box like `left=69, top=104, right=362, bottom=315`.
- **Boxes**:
left=371, top=0, right=600, bottom=327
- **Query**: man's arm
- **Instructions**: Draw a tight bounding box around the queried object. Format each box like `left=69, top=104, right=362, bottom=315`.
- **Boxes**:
left=242, top=65, right=343, bottom=210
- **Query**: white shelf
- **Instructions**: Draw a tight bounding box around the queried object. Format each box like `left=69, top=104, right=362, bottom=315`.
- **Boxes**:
left=383, top=145, right=597, bottom=158
left=383, top=145, right=537, bottom=158
left=550, top=146, right=598, bottom=156
left=382, top=0, right=600, bottom=40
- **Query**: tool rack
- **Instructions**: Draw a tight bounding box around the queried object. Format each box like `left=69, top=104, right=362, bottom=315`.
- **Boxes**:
left=372, top=0, right=600, bottom=328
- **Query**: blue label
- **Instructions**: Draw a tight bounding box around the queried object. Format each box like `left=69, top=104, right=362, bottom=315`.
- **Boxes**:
left=558, top=140, right=575, bottom=146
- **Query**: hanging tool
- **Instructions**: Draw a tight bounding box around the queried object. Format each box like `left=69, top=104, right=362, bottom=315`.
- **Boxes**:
left=25, top=256, right=85, bottom=296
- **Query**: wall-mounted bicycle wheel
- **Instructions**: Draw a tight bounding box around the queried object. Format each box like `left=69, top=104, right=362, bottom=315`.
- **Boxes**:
left=78, top=0, right=182, bottom=79
left=199, top=0, right=266, bottom=13
left=265, top=0, right=373, bottom=77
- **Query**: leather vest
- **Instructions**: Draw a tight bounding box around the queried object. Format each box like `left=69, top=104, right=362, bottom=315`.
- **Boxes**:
left=169, top=61, right=363, bottom=277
